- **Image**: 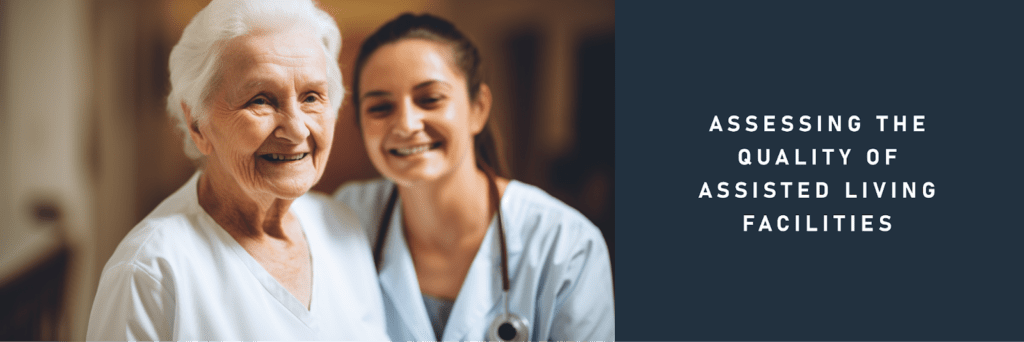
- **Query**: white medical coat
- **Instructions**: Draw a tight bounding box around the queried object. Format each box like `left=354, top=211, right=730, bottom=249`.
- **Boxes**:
left=335, top=179, right=615, bottom=341
left=86, top=172, right=389, bottom=340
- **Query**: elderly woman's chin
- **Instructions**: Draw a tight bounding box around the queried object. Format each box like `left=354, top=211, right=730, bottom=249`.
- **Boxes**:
left=254, top=153, right=326, bottom=199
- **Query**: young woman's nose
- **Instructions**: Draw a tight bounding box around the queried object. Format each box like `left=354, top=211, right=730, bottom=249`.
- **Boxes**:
left=275, top=100, right=311, bottom=143
left=394, top=100, right=425, bottom=135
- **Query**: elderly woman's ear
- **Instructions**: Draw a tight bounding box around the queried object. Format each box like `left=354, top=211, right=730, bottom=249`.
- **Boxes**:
left=181, top=101, right=212, bottom=156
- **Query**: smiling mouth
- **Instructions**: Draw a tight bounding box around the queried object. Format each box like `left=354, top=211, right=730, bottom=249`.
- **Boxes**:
left=390, top=142, right=442, bottom=157
left=260, top=153, right=309, bottom=162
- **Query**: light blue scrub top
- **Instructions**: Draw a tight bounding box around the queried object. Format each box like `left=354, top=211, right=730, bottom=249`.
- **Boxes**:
left=335, top=179, right=615, bottom=341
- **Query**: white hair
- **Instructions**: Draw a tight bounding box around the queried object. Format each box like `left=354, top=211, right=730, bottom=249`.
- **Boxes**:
left=166, top=0, right=343, bottom=160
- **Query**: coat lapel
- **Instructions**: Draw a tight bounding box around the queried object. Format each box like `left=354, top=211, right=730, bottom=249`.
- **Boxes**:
left=377, top=201, right=436, bottom=342
left=441, top=215, right=504, bottom=341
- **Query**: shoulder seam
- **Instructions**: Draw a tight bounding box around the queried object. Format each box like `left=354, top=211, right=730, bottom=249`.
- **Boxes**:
left=112, top=220, right=171, bottom=270
left=111, top=262, right=172, bottom=298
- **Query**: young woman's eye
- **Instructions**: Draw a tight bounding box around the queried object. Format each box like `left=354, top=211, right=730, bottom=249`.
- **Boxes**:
left=366, top=104, right=392, bottom=114
left=418, top=95, right=444, bottom=106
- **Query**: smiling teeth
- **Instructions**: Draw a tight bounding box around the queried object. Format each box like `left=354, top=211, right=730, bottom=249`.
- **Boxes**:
left=267, top=153, right=307, bottom=161
left=394, top=144, right=431, bottom=156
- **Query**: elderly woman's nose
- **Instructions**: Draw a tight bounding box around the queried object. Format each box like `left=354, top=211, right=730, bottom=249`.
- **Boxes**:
left=274, top=102, right=311, bottom=143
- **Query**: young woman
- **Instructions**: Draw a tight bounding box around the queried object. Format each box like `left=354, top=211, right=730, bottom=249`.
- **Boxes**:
left=335, top=13, right=614, bottom=341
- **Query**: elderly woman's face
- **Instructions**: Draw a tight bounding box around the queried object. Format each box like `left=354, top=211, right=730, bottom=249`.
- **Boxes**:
left=195, top=26, right=333, bottom=200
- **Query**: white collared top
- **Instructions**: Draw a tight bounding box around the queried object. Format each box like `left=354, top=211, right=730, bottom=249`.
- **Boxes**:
left=87, top=171, right=389, bottom=341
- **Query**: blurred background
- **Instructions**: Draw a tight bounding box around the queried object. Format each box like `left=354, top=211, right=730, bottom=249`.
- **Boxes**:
left=0, top=0, right=612, bottom=339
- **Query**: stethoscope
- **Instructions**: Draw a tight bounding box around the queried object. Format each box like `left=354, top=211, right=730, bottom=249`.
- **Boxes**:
left=372, top=167, right=529, bottom=341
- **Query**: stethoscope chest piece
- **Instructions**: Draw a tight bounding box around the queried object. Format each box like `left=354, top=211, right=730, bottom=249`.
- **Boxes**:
left=487, top=312, right=529, bottom=341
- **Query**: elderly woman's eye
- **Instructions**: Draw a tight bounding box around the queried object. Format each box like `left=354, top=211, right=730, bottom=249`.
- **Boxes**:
left=304, top=94, right=319, bottom=103
left=249, top=97, right=270, bottom=106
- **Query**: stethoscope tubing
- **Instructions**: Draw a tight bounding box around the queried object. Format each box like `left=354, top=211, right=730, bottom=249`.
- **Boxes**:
left=372, top=167, right=508, bottom=290
left=371, top=167, right=527, bottom=341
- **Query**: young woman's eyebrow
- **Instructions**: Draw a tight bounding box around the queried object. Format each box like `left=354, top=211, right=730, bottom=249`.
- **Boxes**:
left=361, top=80, right=452, bottom=100
left=413, top=79, right=451, bottom=91
left=360, top=90, right=392, bottom=101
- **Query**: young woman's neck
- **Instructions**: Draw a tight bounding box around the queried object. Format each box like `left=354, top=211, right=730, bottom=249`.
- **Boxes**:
left=398, top=164, right=495, bottom=248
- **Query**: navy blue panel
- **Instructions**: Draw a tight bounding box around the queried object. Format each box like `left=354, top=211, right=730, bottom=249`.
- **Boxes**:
left=616, top=1, right=1024, bottom=340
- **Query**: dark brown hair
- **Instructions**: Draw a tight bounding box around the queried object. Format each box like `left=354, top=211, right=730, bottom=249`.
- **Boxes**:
left=352, top=13, right=507, bottom=177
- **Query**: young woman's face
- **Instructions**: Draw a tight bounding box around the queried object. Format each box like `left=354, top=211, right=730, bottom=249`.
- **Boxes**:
left=357, top=39, right=487, bottom=186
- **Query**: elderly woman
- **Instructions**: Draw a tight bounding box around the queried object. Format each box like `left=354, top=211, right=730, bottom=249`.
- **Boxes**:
left=85, top=1, right=387, bottom=340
